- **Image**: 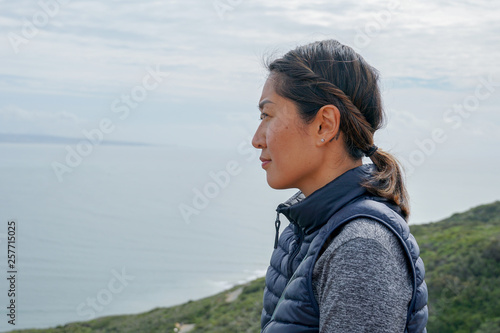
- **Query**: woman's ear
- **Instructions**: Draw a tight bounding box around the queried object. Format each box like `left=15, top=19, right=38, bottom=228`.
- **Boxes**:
left=314, top=105, right=341, bottom=145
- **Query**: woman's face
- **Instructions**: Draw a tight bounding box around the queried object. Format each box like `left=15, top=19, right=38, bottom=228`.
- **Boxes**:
left=252, top=76, right=324, bottom=193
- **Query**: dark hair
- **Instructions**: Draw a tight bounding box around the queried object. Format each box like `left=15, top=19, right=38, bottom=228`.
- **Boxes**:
left=267, top=40, right=410, bottom=220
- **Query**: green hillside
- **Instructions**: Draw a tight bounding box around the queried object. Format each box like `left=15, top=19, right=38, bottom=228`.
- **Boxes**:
left=410, top=201, right=500, bottom=333
left=11, top=201, right=500, bottom=333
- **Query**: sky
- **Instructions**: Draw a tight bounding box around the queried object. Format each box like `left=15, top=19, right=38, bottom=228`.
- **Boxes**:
left=1, top=0, right=499, bottom=223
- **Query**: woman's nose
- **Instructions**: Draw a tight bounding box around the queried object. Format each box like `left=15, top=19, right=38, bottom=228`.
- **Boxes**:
left=252, top=123, right=266, bottom=149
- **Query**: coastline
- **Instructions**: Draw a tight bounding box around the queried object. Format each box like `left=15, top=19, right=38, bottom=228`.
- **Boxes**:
left=5, top=269, right=268, bottom=332
left=6, top=276, right=267, bottom=333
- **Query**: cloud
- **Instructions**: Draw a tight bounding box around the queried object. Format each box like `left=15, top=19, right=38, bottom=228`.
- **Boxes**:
left=2, top=0, right=498, bottom=92
left=0, top=0, right=498, bottom=149
left=0, top=105, right=81, bottom=122
left=0, top=105, right=85, bottom=136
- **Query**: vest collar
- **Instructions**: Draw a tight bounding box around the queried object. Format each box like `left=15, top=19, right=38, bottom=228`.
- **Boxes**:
left=276, top=164, right=374, bottom=235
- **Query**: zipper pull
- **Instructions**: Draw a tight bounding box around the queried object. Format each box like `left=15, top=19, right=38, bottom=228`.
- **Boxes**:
left=274, top=212, right=281, bottom=249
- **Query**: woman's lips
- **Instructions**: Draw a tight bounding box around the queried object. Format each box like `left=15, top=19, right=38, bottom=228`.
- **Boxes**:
left=260, top=157, right=271, bottom=169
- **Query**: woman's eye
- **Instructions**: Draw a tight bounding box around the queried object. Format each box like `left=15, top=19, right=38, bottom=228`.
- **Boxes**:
left=259, top=113, right=269, bottom=120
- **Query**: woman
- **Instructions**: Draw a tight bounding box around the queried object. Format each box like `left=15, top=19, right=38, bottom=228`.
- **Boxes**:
left=252, top=40, right=428, bottom=333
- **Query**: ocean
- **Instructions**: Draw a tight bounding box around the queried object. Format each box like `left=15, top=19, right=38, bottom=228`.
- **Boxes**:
left=0, top=143, right=296, bottom=331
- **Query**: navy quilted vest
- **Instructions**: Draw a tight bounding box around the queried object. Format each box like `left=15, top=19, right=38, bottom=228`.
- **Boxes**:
left=261, top=164, right=428, bottom=333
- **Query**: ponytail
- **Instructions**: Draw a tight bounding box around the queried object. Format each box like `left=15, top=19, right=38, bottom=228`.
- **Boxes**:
left=364, top=149, right=410, bottom=220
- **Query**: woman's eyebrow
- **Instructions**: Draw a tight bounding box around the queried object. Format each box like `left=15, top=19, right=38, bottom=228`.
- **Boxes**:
left=258, top=99, right=274, bottom=110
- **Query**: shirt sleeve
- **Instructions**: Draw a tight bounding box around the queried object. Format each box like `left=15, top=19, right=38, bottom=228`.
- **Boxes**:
left=312, top=218, right=412, bottom=333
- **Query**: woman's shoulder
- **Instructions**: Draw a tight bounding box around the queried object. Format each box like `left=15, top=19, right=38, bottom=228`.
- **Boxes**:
left=313, top=216, right=413, bottom=293
left=325, top=216, right=406, bottom=257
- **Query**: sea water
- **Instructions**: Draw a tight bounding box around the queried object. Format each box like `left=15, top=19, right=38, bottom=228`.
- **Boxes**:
left=0, top=143, right=296, bottom=331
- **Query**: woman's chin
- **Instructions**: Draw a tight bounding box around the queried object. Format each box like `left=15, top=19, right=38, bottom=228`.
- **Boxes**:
left=266, top=176, right=292, bottom=191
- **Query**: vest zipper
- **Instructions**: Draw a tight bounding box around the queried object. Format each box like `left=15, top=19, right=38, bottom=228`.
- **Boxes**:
left=274, top=212, right=281, bottom=249
left=286, top=223, right=304, bottom=277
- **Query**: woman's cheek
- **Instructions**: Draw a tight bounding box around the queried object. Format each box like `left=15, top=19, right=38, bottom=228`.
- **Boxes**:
left=267, top=120, right=286, bottom=144
left=265, top=124, right=277, bottom=147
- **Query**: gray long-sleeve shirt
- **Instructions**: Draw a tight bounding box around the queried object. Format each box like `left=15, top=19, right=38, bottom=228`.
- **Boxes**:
left=312, top=217, right=413, bottom=333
